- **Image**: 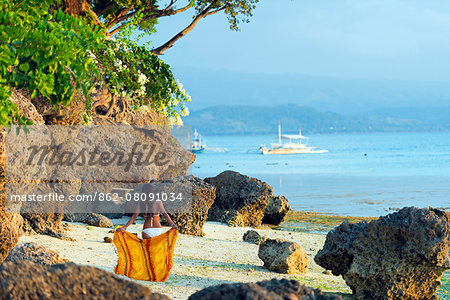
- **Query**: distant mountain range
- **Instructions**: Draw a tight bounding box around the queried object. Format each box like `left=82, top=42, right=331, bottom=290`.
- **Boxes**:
left=174, top=67, right=450, bottom=134
left=183, top=105, right=450, bottom=135
left=173, top=67, right=450, bottom=115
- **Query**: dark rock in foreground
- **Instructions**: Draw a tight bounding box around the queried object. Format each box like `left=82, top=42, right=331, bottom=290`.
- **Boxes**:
left=188, top=278, right=342, bottom=300
left=205, top=171, right=272, bottom=227
left=243, top=230, right=267, bottom=245
left=315, top=207, right=450, bottom=300
left=258, top=238, right=308, bottom=274
left=5, top=242, right=68, bottom=265
left=262, top=195, right=291, bottom=225
left=0, top=261, right=170, bottom=299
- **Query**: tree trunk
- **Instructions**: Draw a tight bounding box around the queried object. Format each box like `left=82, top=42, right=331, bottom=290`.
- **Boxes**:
left=59, top=0, right=102, bottom=27
left=62, top=0, right=89, bottom=17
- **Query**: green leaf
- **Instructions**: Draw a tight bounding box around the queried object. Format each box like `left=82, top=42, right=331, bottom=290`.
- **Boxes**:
left=18, top=63, right=29, bottom=72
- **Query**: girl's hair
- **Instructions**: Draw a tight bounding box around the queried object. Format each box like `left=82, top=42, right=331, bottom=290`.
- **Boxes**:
left=141, top=182, right=160, bottom=214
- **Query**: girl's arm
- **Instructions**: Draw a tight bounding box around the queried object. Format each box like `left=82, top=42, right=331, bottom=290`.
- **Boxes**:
left=117, top=202, right=140, bottom=231
left=159, top=201, right=178, bottom=229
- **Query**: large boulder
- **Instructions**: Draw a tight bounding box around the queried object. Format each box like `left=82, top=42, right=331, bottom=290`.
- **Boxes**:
left=0, top=261, right=169, bottom=299
left=0, top=210, right=23, bottom=264
left=163, top=176, right=215, bottom=236
left=315, top=207, right=450, bottom=300
left=0, top=89, right=43, bottom=263
left=262, top=195, right=291, bottom=225
left=188, top=278, right=342, bottom=300
left=5, top=242, right=68, bottom=265
left=6, top=89, right=67, bottom=235
left=0, top=152, right=22, bottom=265
left=204, top=171, right=272, bottom=227
left=6, top=119, right=193, bottom=233
left=0, top=88, right=193, bottom=263
left=258, top=238, right=309, bottom=274
left=314, top=221, right=369, bottom=276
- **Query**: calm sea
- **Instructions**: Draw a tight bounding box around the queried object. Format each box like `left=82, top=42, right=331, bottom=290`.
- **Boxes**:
left=191, top=132, right=450, bottom=217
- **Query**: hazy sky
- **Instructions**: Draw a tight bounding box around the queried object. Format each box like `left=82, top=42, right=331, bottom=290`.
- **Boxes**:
left=142, top=0, right=450, bottom=82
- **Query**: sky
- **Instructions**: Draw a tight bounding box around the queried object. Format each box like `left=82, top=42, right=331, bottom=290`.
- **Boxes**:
left=140, top=0, right=450, bottom=82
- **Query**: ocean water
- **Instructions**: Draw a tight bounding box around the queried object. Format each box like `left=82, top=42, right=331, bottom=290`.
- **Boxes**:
left=191, top=132, right=450, bottom=217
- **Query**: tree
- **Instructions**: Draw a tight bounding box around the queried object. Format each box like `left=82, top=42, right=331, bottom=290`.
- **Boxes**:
left=61, top=0, right=260, bottom=55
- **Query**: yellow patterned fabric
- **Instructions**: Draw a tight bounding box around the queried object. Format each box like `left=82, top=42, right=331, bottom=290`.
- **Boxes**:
left=113, top=228, right=178, bottom=282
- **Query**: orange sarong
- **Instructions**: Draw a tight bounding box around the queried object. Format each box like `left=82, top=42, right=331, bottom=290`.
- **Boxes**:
left=113, top=228, right=178, bottom=282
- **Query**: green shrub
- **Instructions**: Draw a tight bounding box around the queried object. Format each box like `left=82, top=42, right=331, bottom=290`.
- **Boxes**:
left=0, top=0, right=190, bottom=126
left=0, top=0, right=105, bottom=125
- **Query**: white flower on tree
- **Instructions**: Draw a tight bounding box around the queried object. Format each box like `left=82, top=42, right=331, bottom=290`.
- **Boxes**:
left=168, top=114, right=183, bottom=127
left=180, top=106, right=189, bottom=117
left=137, top=71, right=148, bottom=85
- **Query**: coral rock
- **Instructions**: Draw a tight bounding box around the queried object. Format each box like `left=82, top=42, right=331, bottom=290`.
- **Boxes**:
left=243, top=230, right=267, bottom=245
left=258, top=238, right=308, bottom=274
left=84, top=213, right=113, bottom=228
left=5, top=242, right=68, bottom=265
left=262, top=195, right=291, bottom=225
left=189, top=278, right=341, bottom=300
left=162, top=176, right=215, bottom=236
left=315, top=207, right=450, bottom=300
left=205, top=171, right=272, bottom=227
left=0, top=261, right=170, bottom=299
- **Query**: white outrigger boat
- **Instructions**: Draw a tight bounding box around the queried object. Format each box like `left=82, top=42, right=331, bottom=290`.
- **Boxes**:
left=260, top=121, right=328, bottom=155
left=190, top=129, right=206, bottom=154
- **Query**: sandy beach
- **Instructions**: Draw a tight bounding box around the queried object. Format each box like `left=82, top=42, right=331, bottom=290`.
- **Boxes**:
left=17, top=218, right=351, bottom=299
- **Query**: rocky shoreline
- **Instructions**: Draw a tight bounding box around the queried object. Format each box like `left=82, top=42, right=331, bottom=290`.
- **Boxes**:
left=1, top=167, right=449, bottom=299
left=7, top=218, right=347, bottom=299
left=1, top=208, right=448, bottom=299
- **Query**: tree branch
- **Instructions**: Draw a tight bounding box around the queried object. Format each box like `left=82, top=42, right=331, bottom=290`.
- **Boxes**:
left=109, top=22, right=128, bottom=36
left=105, top=5, right=134, bottom=30
left=160, top=1, right=192, bottom=16
left=112, top=11, right=138, bottom=25
left=106, top=2, right=192, bottom=35
left=151, top=1, right=223, bottom=55
left=206, top=4, right=228, bottom=16
left=87, top=6, right=102, bottom=26
left=163, top=0, right=176, bottom=11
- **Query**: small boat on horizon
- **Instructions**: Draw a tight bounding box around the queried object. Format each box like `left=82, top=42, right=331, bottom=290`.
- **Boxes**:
left=260, top=121, right=328, bottom=155
left=190, top=129, right=206, bottom=154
